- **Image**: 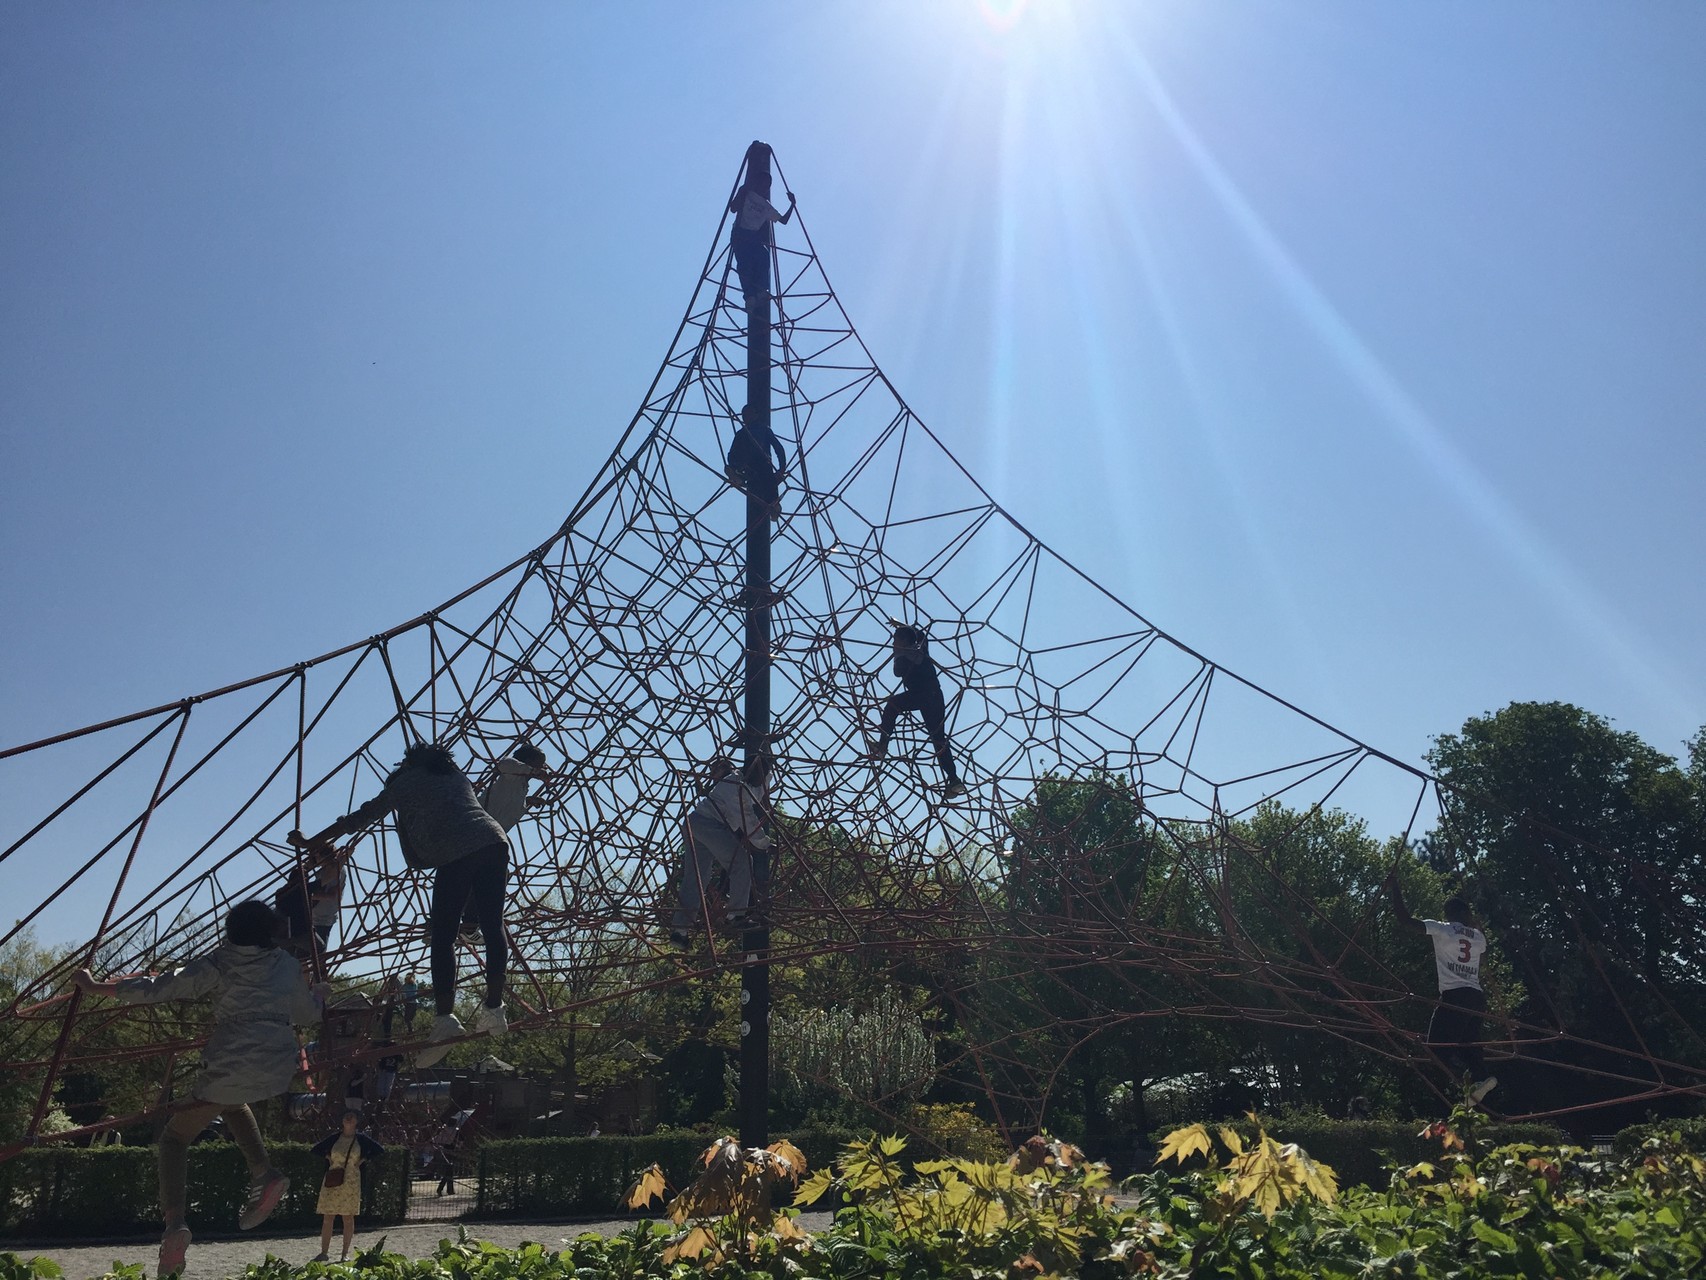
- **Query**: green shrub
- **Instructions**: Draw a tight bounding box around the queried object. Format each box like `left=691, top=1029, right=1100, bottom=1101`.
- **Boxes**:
left=10, top=1120, right=1689, bottom=1280
left=900, top=1103, right=1006, bottom=1162
left=0, top=1141, right=410, bottom=1238
left=1151, top=1114, right=1565, bottom=1188
left=1612, top=1114, right=1706, bottom=1157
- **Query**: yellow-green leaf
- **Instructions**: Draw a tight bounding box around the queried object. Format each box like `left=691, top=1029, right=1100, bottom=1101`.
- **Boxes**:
left=621, top=1163, right=668, bottom=1210
left=768, top=1138, right=808, bottom=1177
left=794, top=1168, right=835, bottom=1206
left=1156, top=1123, right=1213, bottom=1167
left=1217, top=1126, right=1245, bottom=1156
left=662, top=1226, right=716, bottom=1265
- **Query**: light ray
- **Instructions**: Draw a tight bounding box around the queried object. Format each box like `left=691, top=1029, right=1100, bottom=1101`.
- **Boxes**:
left=1112, top=29, right=1690, bottom=716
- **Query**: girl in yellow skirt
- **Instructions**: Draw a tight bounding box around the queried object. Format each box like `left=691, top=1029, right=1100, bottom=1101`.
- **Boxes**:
left=311, top=1110, right=384, bottom=1261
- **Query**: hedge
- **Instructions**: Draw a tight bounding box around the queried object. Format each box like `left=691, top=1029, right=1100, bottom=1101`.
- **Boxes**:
left=1148, top=1116, right=1566, bottom=1190
left=1612, top=1114, right=1706, bottom=1157
left=471, top=1128, right=854, bottom=1219
left=1, top=1129, right=860, bottom=1236
left=0, top=1141, right=411, bottom=1239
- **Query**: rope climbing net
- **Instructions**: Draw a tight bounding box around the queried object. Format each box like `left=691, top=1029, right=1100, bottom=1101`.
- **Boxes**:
left=3, top=154, right=1702, bottom=1157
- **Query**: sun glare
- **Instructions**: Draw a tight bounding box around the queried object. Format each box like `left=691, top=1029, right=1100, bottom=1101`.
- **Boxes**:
left=976, top=0, right=1032, bottom=34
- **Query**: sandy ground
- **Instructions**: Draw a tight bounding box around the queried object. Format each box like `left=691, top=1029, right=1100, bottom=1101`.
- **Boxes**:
left=6, top=1212, right=836, bottom=1280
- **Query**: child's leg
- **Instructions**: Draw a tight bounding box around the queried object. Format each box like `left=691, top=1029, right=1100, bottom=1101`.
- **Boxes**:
left=731, top=227, right=768, bottom=297
left=467, top=844, right=509, bottom=1008
left=159, top=1102, right=221, bottom=1228
left=726, top=843, right=753, bottom=921
left=428, top=861, right=478, bottom=1016
left=320, top=1214, right=334, bottom=1255
left=219, top=1104, right=270, bottom=1181
left=920, top=695, right=959, bottom=782
left=1454, top=988, right=1489, bottom=1078
left=671, top=819, right=719, bottom=933
left=876, top=690, right=920, bottom=749
left=1426, top=997, right=1474, bottom=1080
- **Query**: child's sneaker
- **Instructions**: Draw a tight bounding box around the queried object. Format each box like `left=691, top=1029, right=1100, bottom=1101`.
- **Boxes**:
left=415, top=1013, right=464, bottom=1068
left=1470, top=1076, right=1499, bottom=1103
left=239, top=1167, right=289, bottom=1229
left=159, top=1224, right=191, bottom=1277
left=863, top=741, right=888, bottom=761
left=474, top=1004, right=508, bottom=1036
left=943, top=779, right=967, bottom=799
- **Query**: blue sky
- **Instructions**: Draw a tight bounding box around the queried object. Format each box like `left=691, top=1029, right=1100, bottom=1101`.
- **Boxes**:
left=4, top=0, right=1703, bottom=807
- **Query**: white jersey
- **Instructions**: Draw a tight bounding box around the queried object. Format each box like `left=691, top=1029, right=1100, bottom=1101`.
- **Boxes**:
left=735, top=190, right=781, bottom=233
left=1423, top=919, right=1485, bottom=992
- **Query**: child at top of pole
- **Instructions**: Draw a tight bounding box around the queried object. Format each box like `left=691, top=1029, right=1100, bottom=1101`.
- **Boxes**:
left=866, top=621, right=966, bottom=799
left=1387, top=869, right=1498, bottom=1104
left=290, top=741, right=511, bottom=1065
left=728, top=144, right=794, bottom=307
left=70, top=899, right=325, bottom=1277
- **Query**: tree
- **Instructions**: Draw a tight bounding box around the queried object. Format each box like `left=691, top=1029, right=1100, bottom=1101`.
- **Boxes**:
left=1426, top=701, right=1706, bottom=1119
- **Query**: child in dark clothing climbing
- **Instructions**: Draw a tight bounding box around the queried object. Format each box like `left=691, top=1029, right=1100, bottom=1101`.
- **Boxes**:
left=866, top=623, right=965, bottom=798
left=728, top=168, right=795, bottom=304
left=290, top=742, right=511, bottom=1067
left=725, top=403, right=787, bottom=521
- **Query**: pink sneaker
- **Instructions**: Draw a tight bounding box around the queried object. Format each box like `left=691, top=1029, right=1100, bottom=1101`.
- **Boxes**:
left=239, top=1168, right=289, bottom=1229
left=159, top=1224, right=191, bottom=1276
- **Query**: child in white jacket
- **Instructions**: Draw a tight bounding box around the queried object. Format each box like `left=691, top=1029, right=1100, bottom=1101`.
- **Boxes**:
left=670, top=755, right=773, bottom=944
left=73, top=899, right=324, bottom=1277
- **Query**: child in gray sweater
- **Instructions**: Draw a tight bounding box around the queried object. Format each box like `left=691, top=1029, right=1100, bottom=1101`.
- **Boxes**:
left=73, top=899, right=324, bottom=1277
left=291, top=742, right=511, bottom=1064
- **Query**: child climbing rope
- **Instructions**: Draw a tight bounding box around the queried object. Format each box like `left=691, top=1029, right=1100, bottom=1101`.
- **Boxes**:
left=1387, top=869, right=1498, bottom=1103
left=479, top=741, right=551, bottom=833
left=669, top=755, right=772, bottom=946
left=69, top=899, right=324, bottom=1278
left=728, top=164, right=794, bottom=305
left=460, top=741, right=550, bottom=943
left=289, top=741, right=511, bottom=1066
left=866, top=622, right=966, bottom=798
left=725, top=402, right=788, bottom=521
left=273, top=844, right=342, bottom=978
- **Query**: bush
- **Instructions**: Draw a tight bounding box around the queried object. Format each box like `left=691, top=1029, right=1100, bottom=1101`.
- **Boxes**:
left=1612, top=1114, right=1706, bottom=1156
left=900, top=1103, right=1006, bottom=1162
left=1151, top=1113, right=1565, bottom=1189
left=470, top=1128, right=853, bottom=1219
left=14, top=1121, right=1695, bottom=1280
left=0, top=1141, right=410, bottom=1238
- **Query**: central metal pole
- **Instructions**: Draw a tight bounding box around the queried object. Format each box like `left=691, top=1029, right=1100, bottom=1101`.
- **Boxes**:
left=738, top=140, right=773, bottom=1150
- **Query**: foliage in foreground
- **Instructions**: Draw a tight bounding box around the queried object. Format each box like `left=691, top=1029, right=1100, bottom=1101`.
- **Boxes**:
left=7, top=1110, right=1706, bottom=1279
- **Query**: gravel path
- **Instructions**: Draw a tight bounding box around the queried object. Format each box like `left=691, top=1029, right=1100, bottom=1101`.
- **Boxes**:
left=8, top=1213, right=835, bottom=1280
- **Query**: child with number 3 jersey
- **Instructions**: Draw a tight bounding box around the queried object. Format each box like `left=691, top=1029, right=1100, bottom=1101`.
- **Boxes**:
left=1388, top=871, right=1497, bottom=1103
